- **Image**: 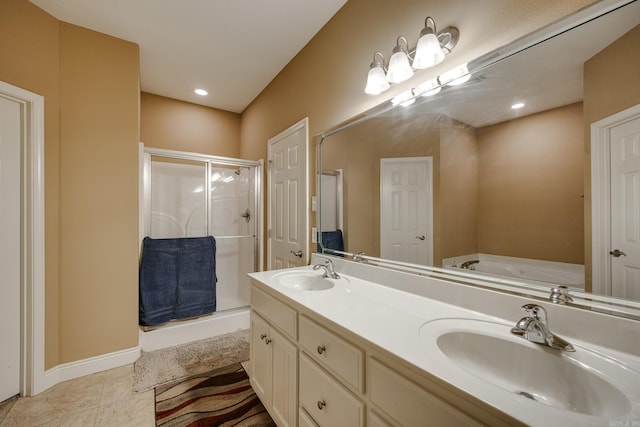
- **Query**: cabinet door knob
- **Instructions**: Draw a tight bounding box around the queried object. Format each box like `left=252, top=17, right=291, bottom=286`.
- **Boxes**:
left=317, top=345, right=326, bottom=355
left=260, top=334, right=267, bottom=340
left=265, top=338, right=272, bottom=345
left=317, top=400, right=326, bottom=410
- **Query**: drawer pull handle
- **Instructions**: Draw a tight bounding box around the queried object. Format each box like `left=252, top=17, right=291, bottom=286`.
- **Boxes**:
left=317, top=400, right=326, bottom=410
left=317, top=345, right=326, bottom=355
left=260, top=334, right=267, bottom=340
left=265, top=338, right=272, bottom=345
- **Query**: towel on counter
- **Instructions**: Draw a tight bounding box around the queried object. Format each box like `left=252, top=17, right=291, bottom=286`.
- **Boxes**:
left=316, top=229, right=345, bottom=253
left=139, top=236, right=217, bottom=327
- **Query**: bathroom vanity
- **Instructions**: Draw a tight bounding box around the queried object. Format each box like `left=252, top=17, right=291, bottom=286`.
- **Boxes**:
left=248, top=254, right=640, bottom=427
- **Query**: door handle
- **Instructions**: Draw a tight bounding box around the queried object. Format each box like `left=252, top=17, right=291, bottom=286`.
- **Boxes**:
left=415, top=235, right=426, bottom=241
left=609, top=249, right=627, bottom=257
left=290, top=250, right=303, bottom=258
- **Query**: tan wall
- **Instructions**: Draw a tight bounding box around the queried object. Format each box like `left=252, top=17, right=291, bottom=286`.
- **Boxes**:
left=240, top=0, right=595, bottom=260
left=240, top=0, right=596, bottom=160
left=583, top=24, right=640, bottom=291
left=0, top=0, right=61, bottom=369
left=1, top=1, right=140, bottom=367
left=477, top=103, right=584, bottom=264
left=141, top=92, right=241, bottom=156
left=0, top=0, right=601, bottom=371
left=58, top=23, right=139, bottom=363
left=440, top=125, right=478, bottom=261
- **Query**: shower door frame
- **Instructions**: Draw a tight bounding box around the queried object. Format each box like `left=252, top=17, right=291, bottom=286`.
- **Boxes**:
left=140, top=145, right=264, bottom=273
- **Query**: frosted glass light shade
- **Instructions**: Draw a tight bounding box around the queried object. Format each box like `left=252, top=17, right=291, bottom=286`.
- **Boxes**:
left=365, top=65, right=390, bottom=95
left=386, top=50, right=413, bottom=83
left=412, top=33, right=445, bottom=69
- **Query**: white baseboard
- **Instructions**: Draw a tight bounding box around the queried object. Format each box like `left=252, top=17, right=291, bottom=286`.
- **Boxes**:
left=41, top=346, right=140, bottom=393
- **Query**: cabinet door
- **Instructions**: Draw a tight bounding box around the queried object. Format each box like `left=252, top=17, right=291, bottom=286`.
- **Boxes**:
left=271, top=327, right=298, bottom=427
left=250, top=312, right=272, bottom=406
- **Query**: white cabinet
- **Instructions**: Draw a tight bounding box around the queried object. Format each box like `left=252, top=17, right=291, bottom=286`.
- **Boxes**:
left=250, top=302, right=297, bottom=427
left=299, top=353, right=364, bottom=427
left=249, top=281, right=516, bottom=427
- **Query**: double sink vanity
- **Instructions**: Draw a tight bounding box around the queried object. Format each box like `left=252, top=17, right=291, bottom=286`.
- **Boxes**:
left=248, top=254, right=640, bottom=427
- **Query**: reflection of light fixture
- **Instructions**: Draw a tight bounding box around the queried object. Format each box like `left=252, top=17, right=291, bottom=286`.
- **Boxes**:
left=364, top=52, right=390, bottom=95
left=391, top=90, right=416, bottom=107
left=211, top=172, right=221, bottom=182
left=512, top=102, right=525, bottom=109
left=364, top=16, right=459, bottom=94
left=193, top=186, right=204, bottom=193
left=413, top=79, right=441, bottom=97
left=222, top=176, right=234, bottom=183
left=439, top=63, right=471, bottom=86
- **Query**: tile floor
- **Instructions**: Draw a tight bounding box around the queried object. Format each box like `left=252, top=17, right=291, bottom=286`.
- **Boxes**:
left=0, top=364, right=155, bottom=426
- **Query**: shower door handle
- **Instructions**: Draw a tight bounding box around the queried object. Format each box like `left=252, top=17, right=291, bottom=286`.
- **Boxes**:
left=290, top=250, right=303, bottom=258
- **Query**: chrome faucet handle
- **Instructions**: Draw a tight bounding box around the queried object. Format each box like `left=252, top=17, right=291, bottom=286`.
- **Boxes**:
left=521, top=304, right=547, bottom=322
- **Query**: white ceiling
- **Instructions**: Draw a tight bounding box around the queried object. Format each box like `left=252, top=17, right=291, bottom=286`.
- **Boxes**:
left=30, top=0, right=348, bottom=113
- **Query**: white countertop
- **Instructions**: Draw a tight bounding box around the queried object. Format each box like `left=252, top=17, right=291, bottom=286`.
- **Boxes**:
left=248, top=259, right=640, bottom=427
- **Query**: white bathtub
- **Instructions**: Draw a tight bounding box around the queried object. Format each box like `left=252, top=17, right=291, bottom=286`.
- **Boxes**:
left=445, top=254, right=585, bottom=290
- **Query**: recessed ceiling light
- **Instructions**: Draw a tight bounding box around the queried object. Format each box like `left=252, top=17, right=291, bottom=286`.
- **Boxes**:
left=511, top=102, right=525, bottom=109
left=194, top=89, right=208, bottom=96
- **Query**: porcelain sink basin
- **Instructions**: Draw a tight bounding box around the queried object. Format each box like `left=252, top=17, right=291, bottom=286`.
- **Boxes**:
left=419, top=318, right=640, bottom=421
left=272, top=270, right=347, bottom=291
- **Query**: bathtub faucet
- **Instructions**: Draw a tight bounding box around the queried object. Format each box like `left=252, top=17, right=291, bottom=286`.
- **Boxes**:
left=510, top=304, right=575, bottom=352
left=313, top=259, right=340, bottom=279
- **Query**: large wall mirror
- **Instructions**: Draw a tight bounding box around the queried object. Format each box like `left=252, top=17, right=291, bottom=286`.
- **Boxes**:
left=318, top=0, right=640, bottom=317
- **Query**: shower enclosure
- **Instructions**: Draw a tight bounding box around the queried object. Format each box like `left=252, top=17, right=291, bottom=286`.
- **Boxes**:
left=139, top=146, right=262, bottom=348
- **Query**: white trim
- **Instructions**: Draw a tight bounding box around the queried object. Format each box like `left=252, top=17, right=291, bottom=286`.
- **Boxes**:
left=267, top=118, right=310, bottom=268
left=0, top=81, right=45, bottom=396
left=591, top=104, right=640, bottom=295
left=42, top=347, right=140, bottom=391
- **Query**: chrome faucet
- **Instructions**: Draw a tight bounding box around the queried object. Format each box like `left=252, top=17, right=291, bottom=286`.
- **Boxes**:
left=352, top=251, right=367, bottom=263
left=313, top=259, right=340, bottom=279
left=510, top=304, right=575, bottom=352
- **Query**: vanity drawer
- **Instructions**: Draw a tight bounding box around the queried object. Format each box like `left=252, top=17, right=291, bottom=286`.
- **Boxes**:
left=299, top=314, right=364, bottom=392
left=369, top=357, right=482, bottom=427
left=299, top=353, right=364, bottom=427
left=251, top=286, right=297, bottom=339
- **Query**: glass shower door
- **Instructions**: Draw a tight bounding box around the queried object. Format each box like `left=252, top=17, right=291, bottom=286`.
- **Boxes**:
left=209, top=163, right=257, bottom=311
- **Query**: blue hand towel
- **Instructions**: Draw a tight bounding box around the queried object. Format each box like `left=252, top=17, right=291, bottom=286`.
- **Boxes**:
left=139, top=236, right=217, bottom=327
left=316, top=230, right=344, bottom=253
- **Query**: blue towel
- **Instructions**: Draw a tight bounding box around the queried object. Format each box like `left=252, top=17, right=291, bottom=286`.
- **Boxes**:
left=139, top=236, right=217, bottom=327
left=317, top=230, right=344, bottom=253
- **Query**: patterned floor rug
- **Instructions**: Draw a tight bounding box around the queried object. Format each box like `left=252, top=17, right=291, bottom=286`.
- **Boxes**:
left=155, top=363, right=275, bottom=427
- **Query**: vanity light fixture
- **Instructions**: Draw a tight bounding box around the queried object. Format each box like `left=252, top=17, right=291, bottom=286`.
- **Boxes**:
left=194, top=88, right=208, bottom=96
left=364, top=16, right=459, bottom=94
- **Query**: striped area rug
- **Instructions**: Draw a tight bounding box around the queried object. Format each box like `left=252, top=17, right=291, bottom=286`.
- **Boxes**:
left=155, top=363, right=276, bottom=427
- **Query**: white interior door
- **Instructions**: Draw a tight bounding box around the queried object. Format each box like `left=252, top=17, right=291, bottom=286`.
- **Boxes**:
left=268, top=118, right=309, bottom=269
left=610, top=116, right=640, bottom=299
left=0, top=95, right=22, bottom=402
left=380, top=157, right=433, bottom=266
